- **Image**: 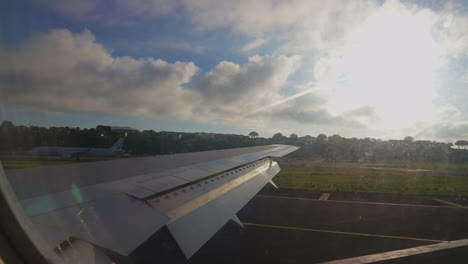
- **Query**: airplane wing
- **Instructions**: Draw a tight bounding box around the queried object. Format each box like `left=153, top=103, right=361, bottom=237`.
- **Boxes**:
left=1, top=144, right=299, bottom=263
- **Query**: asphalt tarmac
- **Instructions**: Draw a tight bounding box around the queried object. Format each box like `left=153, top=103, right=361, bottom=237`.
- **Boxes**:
left=124, top=188, right=468, bottom=264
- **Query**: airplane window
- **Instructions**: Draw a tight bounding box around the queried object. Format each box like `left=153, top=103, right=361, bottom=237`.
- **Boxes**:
left=2, top=0, right=468, bottom=263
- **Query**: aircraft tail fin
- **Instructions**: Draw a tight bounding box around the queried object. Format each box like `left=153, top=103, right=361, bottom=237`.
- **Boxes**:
left=111, top=137, right=125, bottom=150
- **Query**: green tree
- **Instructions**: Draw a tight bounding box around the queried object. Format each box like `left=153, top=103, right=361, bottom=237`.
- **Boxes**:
left=455, top=140, right=468, bottom=148
left=248, top=131, right=259, bottom=138
left=272, top=132, right=286, bottom=143
left=317, top=134, right=327, bottom=141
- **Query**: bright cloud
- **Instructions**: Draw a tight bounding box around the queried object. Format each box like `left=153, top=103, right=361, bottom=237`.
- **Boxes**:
left=310, top=1, right=468, bottom=139
left=0, top=29, right=199, bottom=118
left=191, top=54, right=301, bottom=117
left=0, top=30, right=312, bottom=128
left=316, top=1, right=442, bottom=128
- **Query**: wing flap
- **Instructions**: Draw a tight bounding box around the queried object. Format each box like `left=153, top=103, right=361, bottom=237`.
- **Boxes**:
left=30, top=193, right=169, bottom=255
left=148, top=161, right=280, bottom=258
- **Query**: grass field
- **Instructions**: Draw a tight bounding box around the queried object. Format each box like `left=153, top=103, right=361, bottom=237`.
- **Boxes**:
left=347, top=162, right=468, bottom=170
left=1, top=160, right=78, bottom=170
left=274, top=166, right=468, bottom=196
left=283, top=160, right=468, bottom=171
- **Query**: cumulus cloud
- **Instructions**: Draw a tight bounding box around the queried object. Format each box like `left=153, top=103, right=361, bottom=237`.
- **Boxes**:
left=182, top=0, right=468, bottom=56
left=190, top=54, right=301, bottom=116
left=0, top=28, right=367, bottom=136
left=0, top=30, right=306, bottom=125
left=427, top=122, right=468, bottom=140
left=35, top=0, right=468, bottom=60
left=181, top=0, right=468, bottom=136
left=414, top=105, right=468, bottom=141
left=306, top=0, right=468, bottom=135
left=184, top=0, right=377, bottom=51
left=262, top=91, right=376, bottom=129
left=269, top=108, right=371, bottom=128
left=432, top=8, right=468, bottom=56
left=0, top=29, right=199, bottom=118
left=36, top=0, right=375, bottom=51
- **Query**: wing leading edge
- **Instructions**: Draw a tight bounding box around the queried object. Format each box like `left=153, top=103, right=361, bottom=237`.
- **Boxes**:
left=5, top=144, right=299, bottom=263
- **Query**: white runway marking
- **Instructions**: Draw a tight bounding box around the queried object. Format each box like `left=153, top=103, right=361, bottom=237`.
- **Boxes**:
left=243, top=222, right=444, bottom=243
left=256, top=195, right=468, bottom=209
left=319, top=193, right=330, bottom=200
left=322, top=238, right=468, bottom=264
left=431, top=198, right=466, bottom=208
left=319, top=193, right=330, bottom=201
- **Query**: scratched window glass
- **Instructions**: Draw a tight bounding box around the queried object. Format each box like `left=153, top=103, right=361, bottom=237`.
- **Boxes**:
left=1, top=0, right=468, bottom=263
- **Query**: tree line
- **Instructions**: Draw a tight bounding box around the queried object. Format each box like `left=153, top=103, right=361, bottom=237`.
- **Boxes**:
left=1, top=121, right=468, bottom=163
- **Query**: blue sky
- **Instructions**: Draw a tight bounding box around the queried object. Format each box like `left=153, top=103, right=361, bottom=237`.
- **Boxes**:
left=2, top=0, right=468, bottom=140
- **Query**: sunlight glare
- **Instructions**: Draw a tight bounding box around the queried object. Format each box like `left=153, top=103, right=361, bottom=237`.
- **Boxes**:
left=326, top=6, right=442, bottom=129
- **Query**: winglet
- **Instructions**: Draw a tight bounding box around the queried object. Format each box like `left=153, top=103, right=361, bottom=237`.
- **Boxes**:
left=231, top=215, right=244, bottom=228
left=269, top=179, right=279, bottom=190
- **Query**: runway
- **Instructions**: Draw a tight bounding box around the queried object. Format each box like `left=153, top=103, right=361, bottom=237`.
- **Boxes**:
left=126, top=188, right=468, bottom=263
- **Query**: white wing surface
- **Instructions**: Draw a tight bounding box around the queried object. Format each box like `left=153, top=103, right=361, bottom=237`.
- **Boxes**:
left=4, top=144, right=299, bottom=263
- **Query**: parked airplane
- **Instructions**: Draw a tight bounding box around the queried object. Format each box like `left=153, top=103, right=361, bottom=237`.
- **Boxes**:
left=25, top=137, right=125, bottom=158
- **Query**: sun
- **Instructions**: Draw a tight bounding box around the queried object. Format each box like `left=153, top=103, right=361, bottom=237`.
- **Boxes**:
left=324, top=4, right=442, bottom=129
